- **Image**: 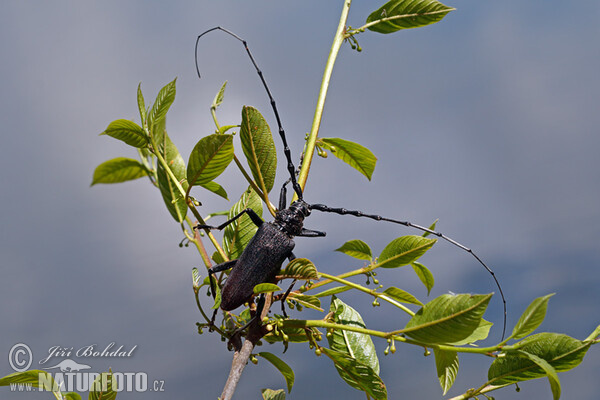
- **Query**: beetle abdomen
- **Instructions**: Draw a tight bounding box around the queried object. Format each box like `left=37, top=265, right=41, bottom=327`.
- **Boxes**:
left=220, top=223, right=294, bottom=311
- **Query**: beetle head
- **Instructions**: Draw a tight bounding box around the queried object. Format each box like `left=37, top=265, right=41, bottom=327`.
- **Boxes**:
left=275, top=200, right=311, bottom=236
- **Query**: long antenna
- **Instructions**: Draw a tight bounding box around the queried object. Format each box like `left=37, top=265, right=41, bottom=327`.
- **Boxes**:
left=310, top=203, right=507, bottom=339
left=195, top=27, right=303, bottom=200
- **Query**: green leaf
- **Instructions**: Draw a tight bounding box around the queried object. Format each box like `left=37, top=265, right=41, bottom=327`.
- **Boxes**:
left=148, top=78, right=176, bottom=130
left=411, top=261, right=434, bottom=295
left=65, top=393, right=83, bottom=400
left=101, top=119, right=147, bottom=148
left=422, top=219, right=438, bottom=237
left=240, top=106, right=278, bottom=194
left=199, top=180, right=228, bottom=200
left=488, top=333, right=591, bottom=386
left=378, top=235, right=436, bottom=268
left=319, top=137, right=377, bottom=180
left=329, top=297, right=380, bottom=375
left=281, top=258, right=319, bottom=280
left=403, top=293, right=492, bottom=344
left=512, top=294, right=554, bottom=340
left=287, top=293, right=323, bottom=311
left=155, top=120, right=188, bottom=223
left=366, top=0, right=455, bottom=34
left=518, top=351, right=561, bottom=400
left=447, top=319, right=493, bottom=346
left=88, top=371, right=117, bottom=400
left=212, top=81, right=227, bottom=109
left=335, top=240, right=373, bottom=261
left=0, top=370, right=60, bottom=391
left=312, top=285, right=351, bottom=298
left=434, top=348, right=459, bottom=395
left=137, top=82, right=146, bottom=124
left=91, top=157, right=149, bottom=185
left=584, top=324, right=600, bottom=342
left=187, top=134, right=234, bottom=186
left=254, top=283, right=281, bottom=294
left=223, top=188, right=263, bottom=259
left=320, top=347, right=387, bottom=400
left=211, top=278, right=222, bottom=310
left=382, top=286, right=423, bottom=306
left=192, top=267, right=201, bottom=289
left=261, top=388, right=286, bottom=400
left=218, top=124, right=239, bottom=134
left=257, top=352, right=295, bottom=393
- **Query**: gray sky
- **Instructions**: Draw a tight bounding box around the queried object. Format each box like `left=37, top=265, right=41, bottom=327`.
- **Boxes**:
left=1, top=1, right=599, bottom=399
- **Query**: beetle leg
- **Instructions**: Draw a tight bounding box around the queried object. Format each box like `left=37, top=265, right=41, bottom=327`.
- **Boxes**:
left=297, top=228, right=326, bottom=237
left=208, top=260, right=237, bottom=299
left=194, top=208, right=263, bottom=231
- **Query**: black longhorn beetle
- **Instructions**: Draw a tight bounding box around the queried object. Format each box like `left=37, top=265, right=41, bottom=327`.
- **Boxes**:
left=194, top=27, right=507, bottom=338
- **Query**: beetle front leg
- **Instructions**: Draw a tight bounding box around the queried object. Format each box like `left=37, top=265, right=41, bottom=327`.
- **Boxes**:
left=207, top=260, right=237, bottom=300
left=195, top=208, right=263, bottom=231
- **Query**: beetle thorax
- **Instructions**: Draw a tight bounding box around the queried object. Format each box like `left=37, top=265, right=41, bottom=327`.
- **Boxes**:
left=274, top=200, right=311, bottom=236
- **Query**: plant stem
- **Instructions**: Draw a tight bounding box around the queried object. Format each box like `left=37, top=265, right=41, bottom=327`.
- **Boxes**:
left=295, top=0, right=352, bottom=198
left=319, top=272, right=415, bottom=316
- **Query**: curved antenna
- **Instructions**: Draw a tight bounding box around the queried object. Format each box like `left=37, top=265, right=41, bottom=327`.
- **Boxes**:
left=310, top=203, right=507, bottom=340
left=195, top=27, right=303, bottom=200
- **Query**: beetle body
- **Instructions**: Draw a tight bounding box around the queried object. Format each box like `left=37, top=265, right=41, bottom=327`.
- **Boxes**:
left=220, top=222, right=294, bottom=311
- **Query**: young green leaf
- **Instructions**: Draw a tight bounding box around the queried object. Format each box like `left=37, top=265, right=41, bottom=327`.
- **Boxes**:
left=382, top=286, right=423, bottom=306
left=137, top=82, right=146, bottom=124
left=329, top=297, right=380, bottom=375
left=318, top=137, right=377, bottom=180
left=488, top=333, right=591, bottom=386
left=240, top=106, right=278, bottom=194
left=261, top=388, right=286, bottom=400
left=584, top=324, right=600, bottom=342
left=320, top=347, right=387, bottom=400
left=378, top=235, right=436, bottom=268
left=187, top=134, right=234, bottom=187
left=212, top=81, right=227, bottom=109
left=422, top=219, right=438, bottom=237
left=148, top=78, right=176, bottom=130
left=433, top=348, right=459, bottom=395
left=89, top=371, right=117, bottom=400
left=411, top=261, right=434, bottom=295
left=257, top=352, right=295, bottom=393
left=155, top=121, right=188, bottom=223
left=403, top=293, right=492, bottom=344
left=192, top=267, right=201, bottom=289
left=223, top=188, right=263, bottom=259
left=101, top=119, right=147, bottom=148
left=91, top=157, right=149, bottom=186
left=512, top=294, right=555, bottom=340
left=254, top=283, right=281, bottom=294
left=64, top=393, right=82, bottom=400
left=366, top=0, right=455, bottom=34
left=335, top=239, right=373, bottom=261
left=281, top=258, right=319, bottom=280
left=287, top=293, right=322, bottom=311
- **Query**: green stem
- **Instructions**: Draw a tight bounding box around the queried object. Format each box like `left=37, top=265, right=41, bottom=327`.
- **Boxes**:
left=306, top=262, right=377, bottom=292
left=296, top=0, right=352, bottom=198
left=285, top=318, right=503, bottom=356
left=318, top=272, right=414, bottom=316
